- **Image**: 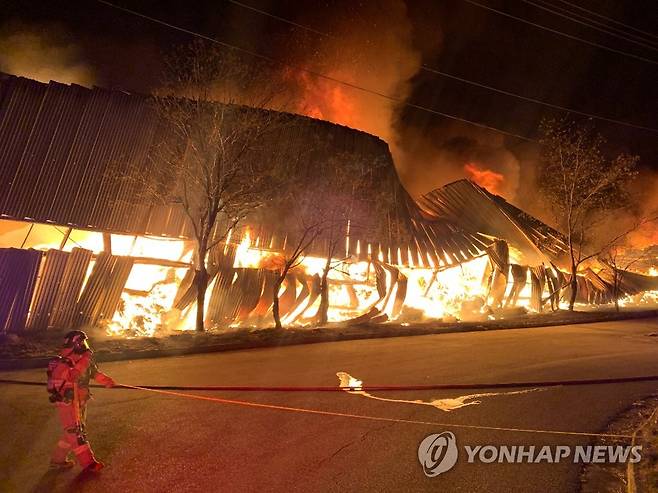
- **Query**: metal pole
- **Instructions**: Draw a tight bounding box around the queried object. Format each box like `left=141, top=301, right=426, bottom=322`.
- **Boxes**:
left=59, top=227, right=72, bottom=250
left=20, top=223, right=34, bottom=249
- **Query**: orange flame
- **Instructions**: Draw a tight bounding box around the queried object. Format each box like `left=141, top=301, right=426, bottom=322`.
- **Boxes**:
left=626, top=223, right=658, bottom=249
left=464, top=163, right=505, bottom=195
left=282, top=68, right=357, bottom=128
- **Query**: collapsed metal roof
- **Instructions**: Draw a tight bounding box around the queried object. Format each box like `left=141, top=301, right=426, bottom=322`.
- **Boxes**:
left=414, top=180, right=569, bottom=268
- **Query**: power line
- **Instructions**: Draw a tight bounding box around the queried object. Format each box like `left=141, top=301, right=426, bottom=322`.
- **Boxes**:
left=94, top=0, right=532, bottom=141
left=555, top=0, right=658, bottom=42
left=518, top=0, right=658, bottom=52
left=226, top=0, right=658, bottom=133
left=227, top=0, right=331, bottom=39
left=460, top=0, right=658, bottom=66
left=421, top=66, right=658, bottom=133
left=534, top=0, right=658, bottom=48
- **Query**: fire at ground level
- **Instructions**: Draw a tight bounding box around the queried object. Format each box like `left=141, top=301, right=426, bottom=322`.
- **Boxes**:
left=1, top=218, right=657, bottom=338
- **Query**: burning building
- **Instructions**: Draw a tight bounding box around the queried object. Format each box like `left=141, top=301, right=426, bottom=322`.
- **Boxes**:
left=0, top=73, right=656, bottom=337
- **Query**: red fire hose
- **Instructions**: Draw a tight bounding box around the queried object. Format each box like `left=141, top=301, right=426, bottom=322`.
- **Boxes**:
left=1, top=374, right=658, bottom=392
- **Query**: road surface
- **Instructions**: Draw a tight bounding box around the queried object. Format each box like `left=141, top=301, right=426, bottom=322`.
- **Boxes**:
left=1, top=318, right=658, bottom=492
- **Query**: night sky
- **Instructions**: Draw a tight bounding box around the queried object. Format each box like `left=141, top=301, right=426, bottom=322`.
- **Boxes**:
left=1, top=0, right=656, bottom=206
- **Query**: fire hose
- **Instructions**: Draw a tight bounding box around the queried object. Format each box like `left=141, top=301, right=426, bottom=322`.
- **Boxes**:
left=2, top=373, right=658, bottom=391
left=2, top=375, right=657, bottom=438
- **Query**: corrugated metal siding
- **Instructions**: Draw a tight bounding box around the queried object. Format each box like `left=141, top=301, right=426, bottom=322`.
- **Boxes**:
left=74, top=253, right=134, bottom=327
left=417, top=180, right=548, bottom=266
left=26, top=248, right=69, bottom=330
left=0, top=74, right=405, bottom=250
left=49, top=248, right=93, bottom=330
left=0, top=248, right=42, bottom=333
left=0, top=75, right=188, bottom=237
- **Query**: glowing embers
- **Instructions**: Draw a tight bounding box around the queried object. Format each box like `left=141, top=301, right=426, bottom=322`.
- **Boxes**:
left=103, top=238, right=191, bottom=337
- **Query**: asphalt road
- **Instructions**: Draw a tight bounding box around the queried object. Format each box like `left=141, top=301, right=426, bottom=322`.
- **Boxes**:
left=1, top=318, right=658, bottom=493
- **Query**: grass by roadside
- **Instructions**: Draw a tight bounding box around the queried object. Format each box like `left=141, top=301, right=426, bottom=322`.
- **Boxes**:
left=581, top=395, right=658, bottom=493
left=0, top=307, right=657, bottom=371
left=634, top=406, right=658, bottom=493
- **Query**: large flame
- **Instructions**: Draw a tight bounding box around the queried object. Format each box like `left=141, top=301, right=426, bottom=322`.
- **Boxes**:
left=464, top=162, right=505, bottom=195
left=6, top=219, right=656, bottom=339
left=282, top=68, right=358, bottom=129
left=106, top=265, right=186, bottom=337
left=2, top=221, right=192, bottom=338
left=105, top=238, right=191, bottom=337
left=233, top=230, right=276, bottom=269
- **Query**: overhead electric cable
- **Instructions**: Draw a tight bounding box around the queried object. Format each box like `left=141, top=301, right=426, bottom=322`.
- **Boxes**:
left=94, top=0, right=532, bottom=141
left=532, top=0, right=658, bottom=48
left=555, top=0, right=658, bottom=42
left=518, top=0, right=658, bottom=52
left=420, top=65, right=658, bottom=133
left=460, top=0, right=658, bottom=66
left=224, top=0, right=658, bottom=133
left=227, top=0, right=330, bottom=38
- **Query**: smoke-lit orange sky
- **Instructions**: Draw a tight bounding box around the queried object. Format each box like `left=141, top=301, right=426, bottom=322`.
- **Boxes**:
left=1, top=0, right=656, bottom=240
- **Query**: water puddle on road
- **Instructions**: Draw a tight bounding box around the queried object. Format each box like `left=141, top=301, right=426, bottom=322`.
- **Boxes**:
left=336, top=372, right=542, bottom=412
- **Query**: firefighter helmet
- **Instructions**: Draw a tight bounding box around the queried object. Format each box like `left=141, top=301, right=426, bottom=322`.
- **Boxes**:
left=63, top=330, right=91, bottom=354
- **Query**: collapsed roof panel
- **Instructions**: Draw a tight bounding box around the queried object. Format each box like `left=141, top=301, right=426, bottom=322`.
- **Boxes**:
left=415, top=180, right=548, bottom=266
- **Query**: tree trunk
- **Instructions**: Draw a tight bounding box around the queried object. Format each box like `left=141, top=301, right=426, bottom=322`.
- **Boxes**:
left=568, top=262, right=578, bottom=311
left=272, top=274, right=285, bottom=330
left=194, top=266, right=208, bottom=332
left=317, top=259, right=331, bottom=326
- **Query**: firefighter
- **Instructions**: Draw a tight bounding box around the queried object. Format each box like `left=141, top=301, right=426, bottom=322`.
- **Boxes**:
left=48, top=330, right=115, bottom=471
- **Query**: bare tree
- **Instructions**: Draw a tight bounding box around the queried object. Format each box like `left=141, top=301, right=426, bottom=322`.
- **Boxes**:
left=125, top=40, right=289, bottom=331
left=537, top=117, right=639, bottom=310
left=601, top=217, right=658, bottom=311
left=313, top=153, right=394, bottom=326
left=603, top=246, right=633, bottom=312
left=270, top=188, right=327, bottom=331
left=267, top=150, right=399, bottom=330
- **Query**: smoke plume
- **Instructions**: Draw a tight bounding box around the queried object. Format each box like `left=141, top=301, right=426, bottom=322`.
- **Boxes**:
left=0, top=22, right=94, bottom=87
left=395, top=121, right=522, bottom=200
left=271, top=3, right=528, bottom=203
left=277, top=1, right=422, bottom=150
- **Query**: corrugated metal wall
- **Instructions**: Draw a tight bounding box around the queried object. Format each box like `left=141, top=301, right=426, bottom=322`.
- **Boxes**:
left=0, top=74, right=191, bottom=237
left=0, top=73, right=402, bottom=248
left=0, top=248, right=41, bottom=333
left=0, top=246, right=141, bottom=334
